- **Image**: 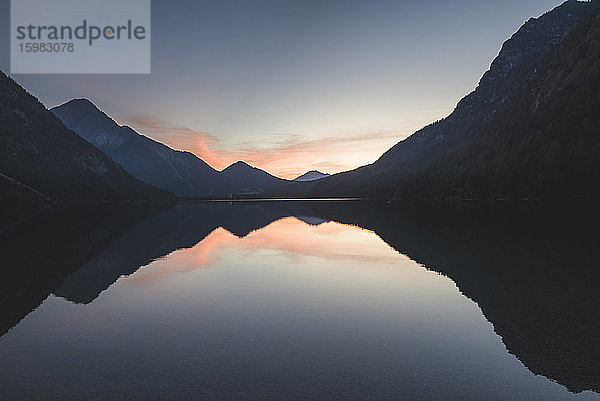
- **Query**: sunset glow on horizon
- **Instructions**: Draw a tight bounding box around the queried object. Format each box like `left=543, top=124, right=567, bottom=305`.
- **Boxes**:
left=0, top=0, right=566, bottom=178
left=125, top=114, right=405, bottom=178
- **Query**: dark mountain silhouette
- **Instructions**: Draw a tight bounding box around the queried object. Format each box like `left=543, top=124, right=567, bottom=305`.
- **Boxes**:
left=52, top=100, right=292, bottom=197
left=0, top=71, right=173, bottom=226
left=393, top=1, right=600, bottom=200
left=35, top=1, right=600, bottom=202
left=293, top=170, right=330, bottom=182
left=51, top=99, right=223, bottom=197
left=0, top=204, right=164, bottom=337
left=219, top=161, right=289, bottom=195
left=304, top=0, right=600, bottom=200
left=310, top=201, right=600, bottom=394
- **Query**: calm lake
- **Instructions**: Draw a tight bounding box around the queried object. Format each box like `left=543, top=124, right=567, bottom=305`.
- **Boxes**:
left=0, top=201, right=599, bottom=400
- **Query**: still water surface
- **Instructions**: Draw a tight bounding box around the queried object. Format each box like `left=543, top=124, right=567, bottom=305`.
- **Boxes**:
left=0, top=201, right=598, bottom=400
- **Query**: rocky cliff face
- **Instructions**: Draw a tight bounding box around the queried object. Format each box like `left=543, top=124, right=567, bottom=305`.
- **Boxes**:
left=309, top=0, right=597, bottom=198
left=378, top=0, right=591, bottom=169
left=460, top=0, right=586, bottom=116
left=391, top=1, right=600, bottom=200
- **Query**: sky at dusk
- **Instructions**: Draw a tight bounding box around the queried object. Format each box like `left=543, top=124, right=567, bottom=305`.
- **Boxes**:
left=0, top=0, right=566, bottom=178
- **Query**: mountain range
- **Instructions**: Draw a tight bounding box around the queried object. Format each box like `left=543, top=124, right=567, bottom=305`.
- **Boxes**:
left=51, top=99, right=291, bottom=197
left=2, top=0, right=599, bottom=222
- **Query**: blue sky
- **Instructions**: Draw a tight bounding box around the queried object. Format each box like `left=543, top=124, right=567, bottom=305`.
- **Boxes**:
left=0, top=0, right=566, bottom=177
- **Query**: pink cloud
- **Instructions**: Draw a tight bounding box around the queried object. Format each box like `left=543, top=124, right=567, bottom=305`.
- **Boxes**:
left=126, top=115, right=400, bottom=179
left=126, top=115, right=223, bottom=167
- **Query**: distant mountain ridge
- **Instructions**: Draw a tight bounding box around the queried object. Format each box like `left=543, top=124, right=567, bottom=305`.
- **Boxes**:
left=52, top=100, right=290, bottom=197
left=219, top=161, right=288, bottom=194
left=293, top=170, right=330, bottom=182
left=14, top=0, right=599, bottom=203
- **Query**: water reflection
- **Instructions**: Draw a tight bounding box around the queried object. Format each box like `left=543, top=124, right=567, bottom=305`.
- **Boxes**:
left=0, top=205, right=163, bottom=336
left=0, top=201, right=598, bottom=399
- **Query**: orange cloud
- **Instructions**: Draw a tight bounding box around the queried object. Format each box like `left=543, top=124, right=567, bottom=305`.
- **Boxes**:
left=126, top=115, right=223, bottom=170
left=125, top=115, right=400, bottom=179
left=221, top=132, right=400, bottom=179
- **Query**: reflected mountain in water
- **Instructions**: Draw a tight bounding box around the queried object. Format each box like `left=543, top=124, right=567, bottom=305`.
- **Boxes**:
left=53, top=202, right=331, bottom=304
left=0, top=205, right=165, bottom=337
left=315, top=201, right=600, bottom=395
left=1, top=200, right=598, bottom=394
